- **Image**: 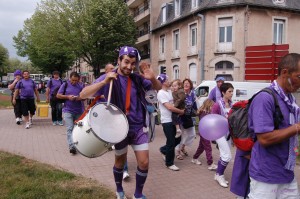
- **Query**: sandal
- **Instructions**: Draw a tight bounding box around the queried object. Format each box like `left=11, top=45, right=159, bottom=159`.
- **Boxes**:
left=176, top=154, right=184, bottom=160
left=181, top=149, right=188, bottom=156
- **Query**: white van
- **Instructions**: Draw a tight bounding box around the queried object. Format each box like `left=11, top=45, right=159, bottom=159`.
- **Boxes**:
left=194, top=81, right=271, bottom=108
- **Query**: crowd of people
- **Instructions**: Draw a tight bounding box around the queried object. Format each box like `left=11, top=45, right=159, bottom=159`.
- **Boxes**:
left=8, top=49, right=300, bottom=199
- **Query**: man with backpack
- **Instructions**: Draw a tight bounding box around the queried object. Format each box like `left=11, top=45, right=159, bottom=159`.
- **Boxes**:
left=247, top=53, right=300, bottom=198
left=13, top=70, right=40, bottom=129
left=46, top=71, right=64, bottom=126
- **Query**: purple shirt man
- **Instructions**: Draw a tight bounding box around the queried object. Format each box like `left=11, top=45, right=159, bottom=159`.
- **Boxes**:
left=58, top=80, right=84, bottom=115
left=47, top=78, right=63, bottom=99
left=249, top=89, right=292, bottom=183
left=80, top=46, right=162, bottom=199
left=16, top=78, right=36, bottom=99
left=208, top=76, right=225, bottom=102
left=94, top=72, right=151, bottom=128
left=247, top=53, right=300, bottom=199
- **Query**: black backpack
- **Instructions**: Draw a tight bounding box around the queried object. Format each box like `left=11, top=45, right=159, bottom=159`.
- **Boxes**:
left=51, top=81, right=68, bottom=103
left=228, top=88, right=283, bottom=152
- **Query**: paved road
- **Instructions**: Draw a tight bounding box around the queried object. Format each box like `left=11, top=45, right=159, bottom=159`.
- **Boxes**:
left=0, top=108, right=299, bottom=199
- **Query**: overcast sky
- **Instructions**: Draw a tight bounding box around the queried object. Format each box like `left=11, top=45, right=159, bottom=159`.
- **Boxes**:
left=0, top=0, right=41, bottom=61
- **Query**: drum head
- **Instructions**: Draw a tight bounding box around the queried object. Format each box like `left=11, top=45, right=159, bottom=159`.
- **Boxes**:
left=89, top=103, right=129, bottom=144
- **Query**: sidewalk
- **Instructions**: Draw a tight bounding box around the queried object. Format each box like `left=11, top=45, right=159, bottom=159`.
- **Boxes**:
left=0, top=109, right=299, bottom=199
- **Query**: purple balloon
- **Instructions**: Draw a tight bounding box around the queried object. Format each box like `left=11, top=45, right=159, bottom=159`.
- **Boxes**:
left=198, top=114, right=229, bottom=141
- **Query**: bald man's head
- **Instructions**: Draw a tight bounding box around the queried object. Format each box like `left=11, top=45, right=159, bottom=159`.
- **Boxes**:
left=105, top=64, right=115, bottom=73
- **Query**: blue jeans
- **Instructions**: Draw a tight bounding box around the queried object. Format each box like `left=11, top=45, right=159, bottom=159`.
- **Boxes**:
left=64, top=112, right=81, bottom=149
left=160, top=122, right=181, bottom=167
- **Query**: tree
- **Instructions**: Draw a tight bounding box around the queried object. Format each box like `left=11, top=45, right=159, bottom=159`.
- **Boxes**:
left=0, top=44, right=9, bottom=77
left=14, top=0, right=137, bottom=78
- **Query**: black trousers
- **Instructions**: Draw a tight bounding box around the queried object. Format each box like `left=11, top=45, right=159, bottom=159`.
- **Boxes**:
left=12, top=98, right=22, bottom=118
left=50, top=99, right=63, bottom=122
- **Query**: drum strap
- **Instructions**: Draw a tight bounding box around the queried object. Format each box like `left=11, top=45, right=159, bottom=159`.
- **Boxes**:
left=125, top=77, right=132, bottom=115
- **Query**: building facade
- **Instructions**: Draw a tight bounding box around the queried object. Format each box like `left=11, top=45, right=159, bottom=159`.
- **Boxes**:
left=126, top=0, right=151, bottom=62
left=151, top=0, right=300, bottom=86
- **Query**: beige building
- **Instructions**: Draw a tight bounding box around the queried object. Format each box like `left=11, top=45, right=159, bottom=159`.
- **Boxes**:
left=126, top=0, right=151, bottom=62
left=150, top=0, right=300, bottom=86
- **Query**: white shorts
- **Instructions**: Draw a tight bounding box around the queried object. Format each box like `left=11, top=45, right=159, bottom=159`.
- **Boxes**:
left=249, top=177, right=299, bottom=199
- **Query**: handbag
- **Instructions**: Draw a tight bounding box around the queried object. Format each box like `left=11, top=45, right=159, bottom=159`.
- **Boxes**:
left=181, top=115, right=194, bottom=129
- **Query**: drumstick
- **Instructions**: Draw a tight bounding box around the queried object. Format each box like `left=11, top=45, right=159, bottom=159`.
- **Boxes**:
left=107, top=80, right=113, bottom=106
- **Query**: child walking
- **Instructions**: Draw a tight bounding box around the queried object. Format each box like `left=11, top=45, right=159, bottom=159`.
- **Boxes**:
left=171, top=79, right=185, bottom=138
left=192, top=99, right=218, bottom=170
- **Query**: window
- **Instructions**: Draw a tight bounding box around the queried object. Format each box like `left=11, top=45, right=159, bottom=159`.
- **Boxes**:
left=175, top=0, right=181, bottom=17
left=162, top=6, right=167, bottom=24
left=273, top=19, right=285, bottom=44
left=190, top=24, right=197, bottom=47
left=218, top=17, right=233, bottom=51
left=173, top=65, right=180, bottom=79
left=215, top=61, right=234, bottom=70
left=189, top=63, right=197, bottom=86
left=191, top=0, right=198, bottom=9
left=219, top=18, right=232, bottom=43
left=160, top=66, right=166, bottom=74
left=160, top=35, right=166, bottom=54
left=173, top=30, right=180, bottom=51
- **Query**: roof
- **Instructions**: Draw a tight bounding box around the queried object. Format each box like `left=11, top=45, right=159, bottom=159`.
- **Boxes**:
left=152, top=0, right=300, bottom=32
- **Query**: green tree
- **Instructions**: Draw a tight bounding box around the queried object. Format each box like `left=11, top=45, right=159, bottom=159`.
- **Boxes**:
left=14, top=0, right=137, bottom=78
left=0, top=44, right=9, bottom=77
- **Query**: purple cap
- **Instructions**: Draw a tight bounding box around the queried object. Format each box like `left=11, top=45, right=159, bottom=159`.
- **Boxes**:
left=157, top=74, right=168, bottom=84
left=14, top=70, right=22, bottom=77
left=118, top=46, right=140, bottom=60
left=215, top=76, right=225, bottom=82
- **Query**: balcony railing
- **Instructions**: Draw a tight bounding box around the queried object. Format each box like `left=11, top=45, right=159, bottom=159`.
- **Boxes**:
left=133, top=3, right=149, bottom=17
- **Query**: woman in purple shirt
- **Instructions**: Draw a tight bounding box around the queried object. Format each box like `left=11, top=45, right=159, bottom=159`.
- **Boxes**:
left=211, top=83, right=234, bottom=188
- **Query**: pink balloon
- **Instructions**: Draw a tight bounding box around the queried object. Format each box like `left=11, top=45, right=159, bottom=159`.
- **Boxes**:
left=198, top=114, right=229, bottom=141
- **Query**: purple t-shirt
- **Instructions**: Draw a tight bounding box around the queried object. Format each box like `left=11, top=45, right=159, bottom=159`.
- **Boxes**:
left=58, top=81, right=84, bottom=115
left=16, top=78, right=36, bottom=99
left=248, top=88, right=293, bottom=184
left=94, top=73, right=152, bottom=129
left=47, top=78, right=63, bottom=99
left=208, top=86, right=221, bottom=102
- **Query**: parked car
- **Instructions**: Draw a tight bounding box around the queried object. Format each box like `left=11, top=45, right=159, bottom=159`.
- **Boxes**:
left=1, top=80, right=8, bottom=88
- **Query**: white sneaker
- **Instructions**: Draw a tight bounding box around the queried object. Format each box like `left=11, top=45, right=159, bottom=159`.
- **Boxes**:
left=208, top=163, right=218, bottom=171
left=191, top=159, right=202, bottom=165
left=123, top=171, right=130, bottom=180
left=16, top=118, right=21, bottom=125
left=175, top=129, right=182, bottom=138
left=214, top=174, right=228, bottom=188
left=25, top=122, right=30, bottom=129
left=167, top=165, right=180, bottom=171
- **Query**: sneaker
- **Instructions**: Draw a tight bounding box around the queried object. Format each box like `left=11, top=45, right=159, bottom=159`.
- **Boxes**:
left=214, top=174, right=228, bottom=188
left=133, top=194, right=146, bottom=199
left=29, top=117, right=33, bottom=125
left=16, top=118, right=21, bottom=125
left=123, top=171, right=130, bottom=180
left=167, top=165, right=180, bottom=171
left=191, top=159, right=202, bottom=165
left=25, top=122, right=30, bottom=129
left=57, top=121, right=64, bottom=126
left=160, top=151, right=166, bottom=161
left=53, top=121, right=58, bottom=126
left=116, top=191, right=127, bottom=199
left=69, top=147, right=77, bottom=155
left=175, top=129, right=182, bottom=138
left=208, top=163, right=218, bottom=171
